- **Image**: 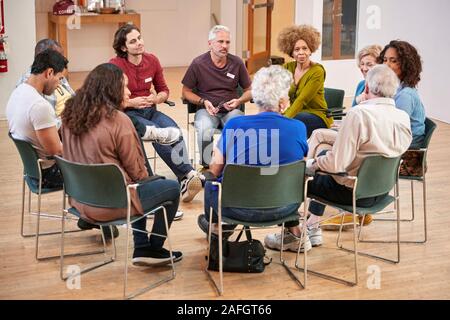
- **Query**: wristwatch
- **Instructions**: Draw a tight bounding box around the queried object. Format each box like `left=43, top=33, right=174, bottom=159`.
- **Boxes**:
left=199, top=98, right=205, bottom=107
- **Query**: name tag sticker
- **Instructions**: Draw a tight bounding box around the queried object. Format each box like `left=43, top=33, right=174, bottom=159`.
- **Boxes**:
left=144, top=77, right=153, bottom=83
left=226, top=73, right=235, bottom=79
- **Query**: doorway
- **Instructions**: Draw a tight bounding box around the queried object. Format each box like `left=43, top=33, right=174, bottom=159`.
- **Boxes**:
left=243, top=0, right=296, bottom=74
left=245, top=0, right=274, bottom=74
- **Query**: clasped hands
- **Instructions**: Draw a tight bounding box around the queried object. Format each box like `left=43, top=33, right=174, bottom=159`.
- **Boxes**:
left=128, top=94, right=160, bottom=109
left=204, top=98, right=240, bottom=116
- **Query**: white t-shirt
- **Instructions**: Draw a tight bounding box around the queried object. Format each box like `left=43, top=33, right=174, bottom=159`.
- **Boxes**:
left=6, top=83, right=59, bottom=166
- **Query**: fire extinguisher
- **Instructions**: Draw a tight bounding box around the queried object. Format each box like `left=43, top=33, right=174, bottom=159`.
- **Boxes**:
left=0, top=0, right=7, bottom=73
left=0, top=36, right=7, bottom=73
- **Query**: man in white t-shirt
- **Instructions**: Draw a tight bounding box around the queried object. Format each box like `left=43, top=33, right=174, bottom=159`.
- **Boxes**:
left=7, top=48, right=67, bottom=180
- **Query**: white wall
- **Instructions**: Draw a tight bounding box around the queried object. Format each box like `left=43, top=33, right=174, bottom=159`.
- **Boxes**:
left=357, top=0, right=450, bottom=123
left=36, top=0, right=211, bottom=71
left=295, top=0, right=362, bottom=97
left=220, top=0, right=238, bottom=56
left=295, top=0, right=450, bottom=123
left=0, top=0, right=36, bottom=119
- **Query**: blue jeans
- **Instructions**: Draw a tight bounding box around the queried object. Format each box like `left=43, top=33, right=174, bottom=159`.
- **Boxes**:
left=132, top=178, right=180, bottom=249
left=294, top=112, right=327, bottom=138
left=126, top=108, right=193, bottom=180
left=203, top=181, right=299, bottom=227
left=194, top=109, right=244, bottom=166
left=28, top=163, right=63, bottom=189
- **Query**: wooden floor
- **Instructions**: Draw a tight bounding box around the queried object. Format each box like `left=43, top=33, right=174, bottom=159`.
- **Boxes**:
left=1, top=67, right=450, bottom=300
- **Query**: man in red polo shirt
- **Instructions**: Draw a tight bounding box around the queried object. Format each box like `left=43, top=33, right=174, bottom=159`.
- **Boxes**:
left=110, top=24, right=203, bottom=203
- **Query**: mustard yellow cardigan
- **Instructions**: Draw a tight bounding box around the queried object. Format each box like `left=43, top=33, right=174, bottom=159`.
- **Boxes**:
left=283, top=61, right=332, bottom=128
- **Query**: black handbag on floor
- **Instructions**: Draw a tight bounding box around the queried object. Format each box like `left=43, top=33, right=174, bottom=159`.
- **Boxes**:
left=207, top=227, right=271, bottom=273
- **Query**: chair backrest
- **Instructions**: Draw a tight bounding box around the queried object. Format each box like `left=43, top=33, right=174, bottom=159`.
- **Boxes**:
left=9, top=132, right=41, bottom=180
left=221, top=160, right=306, bottom=209
left=185, top=86, right=246, bottom=114
left=422, top=117, right=437, bottom=149
left=324, top=87, right=345, bottom=111
left=54, top=156, right=127, bottom=209
left=354, top=155, right=402, bottom=200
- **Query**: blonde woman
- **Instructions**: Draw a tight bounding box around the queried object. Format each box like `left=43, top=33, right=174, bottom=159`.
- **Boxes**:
left=352, top=45, right=382, bottom=106
left=278, top=25, right=332, bottom=137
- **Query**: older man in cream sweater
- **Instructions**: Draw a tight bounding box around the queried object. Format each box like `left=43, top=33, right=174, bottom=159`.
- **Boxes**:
left=265, top=64, right=412, bottom=251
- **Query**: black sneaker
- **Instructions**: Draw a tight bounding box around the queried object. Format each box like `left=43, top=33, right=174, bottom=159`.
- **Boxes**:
left=132, top=247, right=183, bottom=266
left=197, top=214, right=235, bottom=240
left=77, top=218, right=119, bottom=240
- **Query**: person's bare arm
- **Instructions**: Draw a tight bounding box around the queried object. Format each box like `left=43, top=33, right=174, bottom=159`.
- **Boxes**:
left=35, top=126, right=62, bottom=156
left=182, top=85, right=202, bottom=105
left=182, top=85, right=217, bottom=116
left=147, top=89, right=168, bottom=105
left=209, top=146, right=225, bottom=177
left=225, top=87, right=252, bottom=111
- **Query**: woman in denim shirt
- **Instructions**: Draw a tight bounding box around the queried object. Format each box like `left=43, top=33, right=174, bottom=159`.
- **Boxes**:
left=378, top=40, right=426, bottom=148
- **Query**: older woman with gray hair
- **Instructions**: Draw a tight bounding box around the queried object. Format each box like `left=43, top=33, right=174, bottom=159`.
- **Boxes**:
left=197, top=65, right=310, bottom=246
left=352, top=44, right=382, bottom=106
left=265, top=64, right=412, bottom=249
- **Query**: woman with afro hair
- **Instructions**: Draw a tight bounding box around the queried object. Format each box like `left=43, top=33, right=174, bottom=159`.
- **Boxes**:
left=278, top=25, right=332, bottom=137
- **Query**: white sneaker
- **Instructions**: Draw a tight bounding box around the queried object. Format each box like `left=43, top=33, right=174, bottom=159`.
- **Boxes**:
left=264, top=229, right=312, bottom=252
left=180, top=171, right=203, bottom=202
left=147, top=210, right=184, bottom=221
left=308, top=227, right=323, bottom=247
left=142, top=126, right=181, bottom=145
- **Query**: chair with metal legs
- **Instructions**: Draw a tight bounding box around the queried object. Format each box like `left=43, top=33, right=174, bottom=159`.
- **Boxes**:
left=182, top=88, right=246, bottom=168
left=303, top=155, right=402, bottom=287
left=55, top=156, right=176, bottom=300
left=205, top=160, right=311, bottom=295
left=9, top=133, right=82, bottom=260
left=373, top=118, right=436, bottom=244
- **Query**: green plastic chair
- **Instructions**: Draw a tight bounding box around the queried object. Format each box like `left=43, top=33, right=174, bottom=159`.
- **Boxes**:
left=182, top=87, right=246, bottom=168
left=305, top=155, right=402, bottom=287
left=206, top=160, right=311, bottom=295
left=55, top=156, right=177, bottom=300
left=9, top=133, right=82, bottom=260
left=376, top=118, right=437, bottom=243
left=324, top=87, right=346, bottom=120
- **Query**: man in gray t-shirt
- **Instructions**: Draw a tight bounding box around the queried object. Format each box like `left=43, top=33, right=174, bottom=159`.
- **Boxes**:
left=182, top=25, right=252, bottom=168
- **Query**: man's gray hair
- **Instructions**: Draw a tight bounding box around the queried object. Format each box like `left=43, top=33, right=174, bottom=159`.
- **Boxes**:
left=251, top=65, right=293, bottom=111
left=366, top=64, right=400, bottom=98
left=34, top=39, right=61, bottom=57
left=208, top=25, right=231, bottom=41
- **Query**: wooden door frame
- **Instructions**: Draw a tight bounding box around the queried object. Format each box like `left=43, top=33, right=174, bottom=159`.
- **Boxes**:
left=246, top=0, right=273, bottom=74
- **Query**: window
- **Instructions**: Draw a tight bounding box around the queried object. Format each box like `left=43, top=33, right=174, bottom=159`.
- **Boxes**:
left=322, top=0, right=358, bottom=60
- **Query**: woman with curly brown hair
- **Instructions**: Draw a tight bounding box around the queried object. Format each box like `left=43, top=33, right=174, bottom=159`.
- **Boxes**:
left=61, top=63, right=183, bottom=266
left=277, top=25, right=332, bottom=137
left=378, top=40, right=426, bottom=147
